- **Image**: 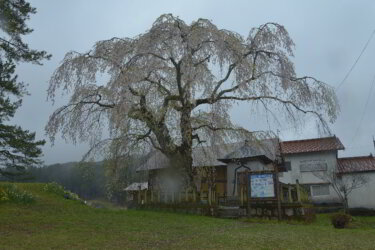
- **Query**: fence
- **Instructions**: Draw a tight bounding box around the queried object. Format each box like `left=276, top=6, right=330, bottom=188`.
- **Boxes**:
left=135, top=182, right=307, bottom=207
left=136, top=188, right=222, bottom=205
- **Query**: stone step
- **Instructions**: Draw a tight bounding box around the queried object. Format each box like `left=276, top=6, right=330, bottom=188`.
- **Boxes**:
left=217, top=207, right=246, bottom=218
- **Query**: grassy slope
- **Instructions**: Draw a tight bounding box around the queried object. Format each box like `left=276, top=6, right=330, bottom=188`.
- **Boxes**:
left=1, top=183, right=375, bottom=249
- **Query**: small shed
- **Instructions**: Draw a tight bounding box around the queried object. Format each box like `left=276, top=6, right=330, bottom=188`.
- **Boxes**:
left=124, top=182, right=148, bottom=202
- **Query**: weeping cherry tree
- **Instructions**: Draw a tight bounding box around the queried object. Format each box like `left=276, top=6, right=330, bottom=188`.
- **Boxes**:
left=46, top=14, right=339, bottom=188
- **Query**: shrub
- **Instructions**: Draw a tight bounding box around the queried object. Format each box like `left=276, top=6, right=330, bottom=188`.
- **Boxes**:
left=0, top=184, right=35, bottom=204
left=331, top=213, right=352, bottom=229
left=43, top=182, right=81, bottom=201
left=301, top=207, right=316, bottom=223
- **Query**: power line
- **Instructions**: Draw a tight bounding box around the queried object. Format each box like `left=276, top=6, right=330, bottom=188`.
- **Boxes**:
left=336, top=29, right=375, bottom=92
left=351, top=71, right=375, bottom=143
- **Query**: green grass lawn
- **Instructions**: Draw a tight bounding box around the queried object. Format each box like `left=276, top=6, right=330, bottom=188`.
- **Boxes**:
left=1, top=183, right=375, bottom=249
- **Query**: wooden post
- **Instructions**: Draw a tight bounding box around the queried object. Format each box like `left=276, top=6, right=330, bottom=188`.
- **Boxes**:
left=246, top=171, right=251, bottom=218
left=240, top=185, right=244, bottom=206
left=296, top=179, right=301, bottom=202
left=280, top=185, right=284, bottom=202
left=275, top=166, right=282, bottom=221
left=288, top=184, right=293, bottom=203
left=208, top=187, right=212, bottom=205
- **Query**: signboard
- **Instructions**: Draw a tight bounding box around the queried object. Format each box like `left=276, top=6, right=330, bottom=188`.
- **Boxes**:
left=249, top=173, right=275, bottom=198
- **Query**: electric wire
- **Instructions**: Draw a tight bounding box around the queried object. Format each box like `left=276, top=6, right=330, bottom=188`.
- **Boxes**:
left=351, top=72, right=375, bottom=143
left=336, top=30, right=375, bottom=91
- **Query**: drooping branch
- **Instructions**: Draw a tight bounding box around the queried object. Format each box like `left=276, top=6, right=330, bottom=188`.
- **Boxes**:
left=211, top=63, right=237, bottom=96
left=47, top=14, right=339, bottom=187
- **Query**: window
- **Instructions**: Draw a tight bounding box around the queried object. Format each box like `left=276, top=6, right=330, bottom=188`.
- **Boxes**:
left=284, top=161, right=291, bottom=171
left=300, top=160, right=327, bottom=172
left=311, top=185, right=330, bottom=196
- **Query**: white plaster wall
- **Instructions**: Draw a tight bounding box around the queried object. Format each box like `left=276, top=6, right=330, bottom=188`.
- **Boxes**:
left=309, top=185, right=341, bottom=204
left=279, top=151, right=341, bottom=203
left=280, top=151, right=337, bottom=184
left=345, top=172, right=375, bottom=209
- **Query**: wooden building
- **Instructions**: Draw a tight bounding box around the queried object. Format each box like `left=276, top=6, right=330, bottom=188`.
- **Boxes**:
left=134, top=138, right=309, bottom=218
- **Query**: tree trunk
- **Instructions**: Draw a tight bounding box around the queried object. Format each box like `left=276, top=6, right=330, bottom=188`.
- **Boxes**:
left=178, top=107, right=195, bottom=190
left=343, top=196, right=349, bottom=214
left=169, top=150, right=195, bottom=190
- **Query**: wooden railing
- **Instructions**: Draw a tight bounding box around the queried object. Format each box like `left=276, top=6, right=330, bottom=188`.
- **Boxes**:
left=136, top=187, right=223, bottom=205
left=135, top=181, right=308, bottom=206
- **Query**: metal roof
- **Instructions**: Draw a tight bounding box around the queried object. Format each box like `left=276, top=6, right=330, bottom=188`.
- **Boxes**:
left=218, top=139, right=280, bottom=163
left=136, top=143, right=242, bottom=172
left=136, top=137, right=346, bottom=172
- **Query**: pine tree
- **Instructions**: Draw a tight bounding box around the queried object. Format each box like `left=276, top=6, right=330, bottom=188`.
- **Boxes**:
left=0, top=0, right=50, bottom=179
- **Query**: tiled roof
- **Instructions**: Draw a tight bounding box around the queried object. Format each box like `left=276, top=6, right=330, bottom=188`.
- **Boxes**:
left=338, top=156, right=375, bottom=174
left=280, top=136, right=344, bottom=154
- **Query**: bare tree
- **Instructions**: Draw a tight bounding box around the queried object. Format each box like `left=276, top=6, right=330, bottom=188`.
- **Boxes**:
left=46, top=14, right=339, bottom=189
left=314, top=170, right=369, bottom=213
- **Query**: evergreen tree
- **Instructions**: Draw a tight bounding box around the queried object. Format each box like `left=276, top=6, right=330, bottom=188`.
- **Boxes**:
left=0, top=0, right=50, bottom=179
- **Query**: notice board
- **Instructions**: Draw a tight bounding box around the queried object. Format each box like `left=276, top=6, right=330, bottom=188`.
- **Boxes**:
left=249, top=173, right=275, bottom=198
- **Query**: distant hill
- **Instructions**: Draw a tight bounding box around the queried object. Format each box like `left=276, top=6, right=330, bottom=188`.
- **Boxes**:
left=0, top=155, right=148, bottom=202
left=0, top=161, right=107, bottom=199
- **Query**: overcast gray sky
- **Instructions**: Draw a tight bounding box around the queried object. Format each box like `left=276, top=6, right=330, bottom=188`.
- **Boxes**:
left=12, top=0, right=375, bottom=164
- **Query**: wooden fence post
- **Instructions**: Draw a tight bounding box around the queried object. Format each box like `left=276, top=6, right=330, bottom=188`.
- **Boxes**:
left=208, top=187, right=212, bottom=205
left=280, top=185, right=284, bottom=202
left=275, top=168, right=282, bottom=220
left=288, top=184, right=293, bottom=203
left=296, top=179, right=301, bottom=202
left=240, top=186, right=244, bottom=206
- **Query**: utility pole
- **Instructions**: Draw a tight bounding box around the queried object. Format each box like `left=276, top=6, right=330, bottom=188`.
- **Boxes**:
left=373, top=136, right=375, bottom=154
